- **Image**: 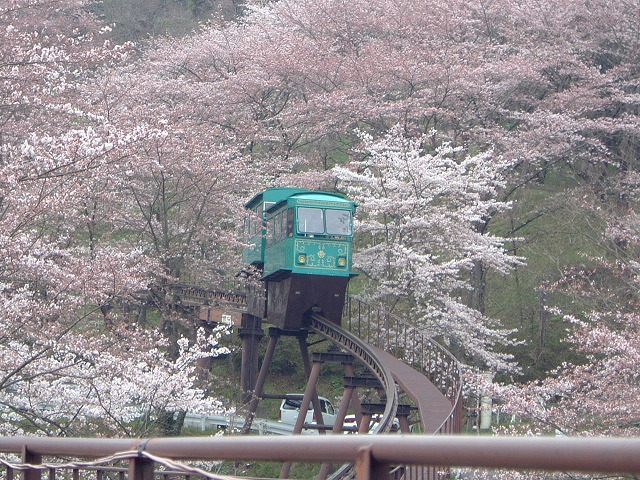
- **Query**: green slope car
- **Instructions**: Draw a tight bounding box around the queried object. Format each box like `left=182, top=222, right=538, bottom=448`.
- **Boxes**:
left=244, top=188, right=358, bottom=328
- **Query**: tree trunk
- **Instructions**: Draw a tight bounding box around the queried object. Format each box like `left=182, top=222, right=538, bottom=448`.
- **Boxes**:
left=469, top=260, right=486, bottom=314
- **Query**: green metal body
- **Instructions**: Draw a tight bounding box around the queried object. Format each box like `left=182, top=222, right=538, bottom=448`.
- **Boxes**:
left=264, top=235, right=352, bottom=278
left=244, top=188, right=357, bottom=280
left=263, top=192, right=356, bottom=280
left=243, top=187, right=307, bottom=267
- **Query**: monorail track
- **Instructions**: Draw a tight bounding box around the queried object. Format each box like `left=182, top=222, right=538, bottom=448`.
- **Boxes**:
left=170, top=284, right=462, bottom=479
left=307, top=312, right=398, bottom=435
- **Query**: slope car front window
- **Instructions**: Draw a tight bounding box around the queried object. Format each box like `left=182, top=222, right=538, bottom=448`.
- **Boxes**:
left=297, top=207, right=324, bottom=234
left=325, top=209, right=352, bottom=235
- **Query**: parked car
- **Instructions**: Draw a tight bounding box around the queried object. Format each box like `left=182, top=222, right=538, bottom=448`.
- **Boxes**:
left=342, top=414, right=400, bottom=433
left=278, top=394, right=337, bottom=427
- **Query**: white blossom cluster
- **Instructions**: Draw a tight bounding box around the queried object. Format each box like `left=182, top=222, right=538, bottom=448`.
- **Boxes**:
left=336, top=126, right=522, bottom=370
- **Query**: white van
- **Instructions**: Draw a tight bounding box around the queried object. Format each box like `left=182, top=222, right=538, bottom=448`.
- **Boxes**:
left=278, top=394, right=337, bottom=427
left=343, top=414, right=400, bottom=433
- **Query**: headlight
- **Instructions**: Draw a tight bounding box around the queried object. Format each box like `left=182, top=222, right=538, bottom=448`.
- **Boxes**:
left=297, top=254, right=307, bottom=264
left=337, top=256, right=347, bottom=267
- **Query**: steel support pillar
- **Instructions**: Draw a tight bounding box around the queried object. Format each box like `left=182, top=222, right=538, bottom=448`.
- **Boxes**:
left=240, top=331, right=279, bottom=435
left=344, top=363, right=363, bottom=424
left=298, top=339, right=326, bottom=432
left=238, top=313, right=264, bottom=404
left=317, top=385, right=355, bottom=479
left=280, top=360, right=323, bottom=478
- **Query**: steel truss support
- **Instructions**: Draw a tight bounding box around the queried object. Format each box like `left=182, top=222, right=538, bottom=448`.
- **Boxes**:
left=240, top=327, right=310, bottom=435
left=238, top=313, right=265, bottom=404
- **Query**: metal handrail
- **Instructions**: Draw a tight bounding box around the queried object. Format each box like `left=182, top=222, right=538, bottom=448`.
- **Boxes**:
left=2, top=435, right=640, bottom=479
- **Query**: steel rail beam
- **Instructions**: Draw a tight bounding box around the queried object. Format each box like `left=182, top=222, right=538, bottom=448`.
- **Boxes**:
left=307, top=313, right=398, bottom=436
left=306, top=313, right=399, bottom=479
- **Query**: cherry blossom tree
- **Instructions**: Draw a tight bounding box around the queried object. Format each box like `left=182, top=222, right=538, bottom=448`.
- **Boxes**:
left=335, top=127, right=521, bottom=370
left=0, top=0, right=231, bottom=437
left=126, top=0, right=638, bottom=263
left=493, top=184, right=640, bottom=438
left=1, top=320, right=231, bottom=437
left=495, top=310, right=640, bottom=438
left=116, top=0, right=636, bottom=370
left=474, top=0, right=640, bottom=437
left=3, top=0, right=638, bottom=439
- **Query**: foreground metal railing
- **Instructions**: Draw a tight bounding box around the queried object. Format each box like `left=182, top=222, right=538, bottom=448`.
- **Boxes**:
left=1, top=435, right=640, bottom=480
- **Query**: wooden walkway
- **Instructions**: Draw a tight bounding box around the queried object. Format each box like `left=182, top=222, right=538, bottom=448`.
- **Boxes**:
left=370, top=346, right=453, bottom=433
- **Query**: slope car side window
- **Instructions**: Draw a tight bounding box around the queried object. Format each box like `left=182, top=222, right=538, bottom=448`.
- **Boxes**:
left=297, top=207, right=324, bottom=234
left=286, top=208, right=294, bottom=237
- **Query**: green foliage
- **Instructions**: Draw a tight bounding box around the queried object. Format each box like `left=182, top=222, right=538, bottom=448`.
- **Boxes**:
left=89, top=0, right=217, bottom=42
left=486, top=170, right=608, bottom=380
left=215, top=460, right=322, bottom=479
left=268, top=336, right=300, bottom=376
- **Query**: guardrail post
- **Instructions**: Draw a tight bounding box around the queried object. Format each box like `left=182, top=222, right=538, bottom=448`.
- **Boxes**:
left=129, top=456, right=154, bottom=480
left=21, top=444, right=41, bottom=480
left=356, top=446, right=389, bottom=480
